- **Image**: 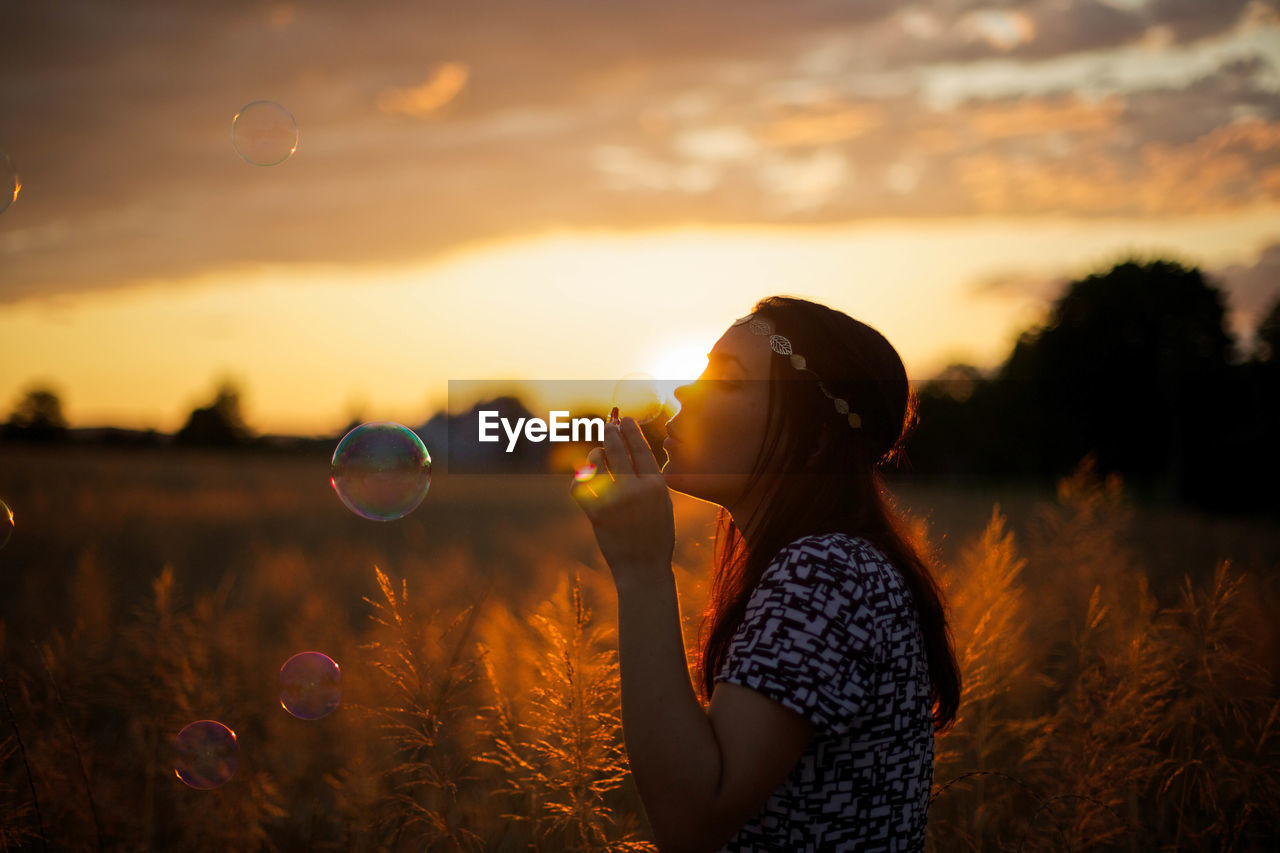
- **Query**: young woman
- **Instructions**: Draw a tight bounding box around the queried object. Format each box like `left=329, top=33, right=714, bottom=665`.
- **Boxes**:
left=571, top=295, right=961, bottom=852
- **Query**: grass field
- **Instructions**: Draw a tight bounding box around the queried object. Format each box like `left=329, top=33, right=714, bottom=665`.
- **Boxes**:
left=1, top=444, right=1277, bottom=850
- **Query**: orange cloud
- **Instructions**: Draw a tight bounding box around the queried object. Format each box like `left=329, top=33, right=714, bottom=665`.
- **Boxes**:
left=1263, top=164, right=1280, bottom=196
left=756, top=103, right=884, bottom=147
left=967, top=94, right=1125, bottom=139
left=958, top=9, right=1037, bottom=52
left=1135, top=116, right=1280, bottom=211
left=910, top=94, right=1124, bottom=156
left=951, top=116, right=1280, bottom=215
left=376, top=62, right=470, bottom=118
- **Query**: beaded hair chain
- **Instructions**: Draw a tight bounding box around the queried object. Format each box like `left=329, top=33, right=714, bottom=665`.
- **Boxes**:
left=732, top=313, right=863, bottom=429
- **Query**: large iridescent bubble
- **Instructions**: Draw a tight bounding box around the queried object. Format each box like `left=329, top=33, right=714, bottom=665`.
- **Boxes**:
left=330, top=421, right=432, bottom=521
left=279, top=651, right=342, bottom=720
left=231, top=101, right=298, bottom=166
left=173, top=720, right=238, bottom=790
left=611, top=372, right=665, bottom=425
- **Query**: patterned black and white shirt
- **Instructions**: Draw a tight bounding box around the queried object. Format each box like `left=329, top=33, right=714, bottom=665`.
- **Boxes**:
left=713, top=532, right=934, bottom=852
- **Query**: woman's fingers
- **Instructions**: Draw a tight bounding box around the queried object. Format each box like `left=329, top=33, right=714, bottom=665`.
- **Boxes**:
left=571, top=446, right=612, bottom=509
left=587, top=445, right=608, bottom=472
left=572, top=417, right=658, bottom=514
left=603, top=419, right=636, bottom=479
left=619, top=417, right=661, bottom=476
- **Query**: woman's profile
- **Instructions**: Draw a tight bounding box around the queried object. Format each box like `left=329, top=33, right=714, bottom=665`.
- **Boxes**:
left=571, top=295, right=962, bottom=852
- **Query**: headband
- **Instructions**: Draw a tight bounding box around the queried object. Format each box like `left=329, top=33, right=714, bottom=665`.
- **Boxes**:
left=732, top=313, right=863, bottom=429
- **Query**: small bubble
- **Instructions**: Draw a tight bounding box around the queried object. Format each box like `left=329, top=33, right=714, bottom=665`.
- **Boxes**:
left=279, top=651, right=342, bottom=720
left=173, top=720, right=238, bottom=790
left=573, top=462, right=597, bottom=483
left=611, top=372, right=664, bottom=425
left=0, top=152, right=19, bottom=215
left=331, top=421, right=432, bottom=521
left=231, top=101, right=298, bottom=166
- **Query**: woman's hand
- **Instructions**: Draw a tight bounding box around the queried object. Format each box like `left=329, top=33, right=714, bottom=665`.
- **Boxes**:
left=571, top=415, right=675, bottom=591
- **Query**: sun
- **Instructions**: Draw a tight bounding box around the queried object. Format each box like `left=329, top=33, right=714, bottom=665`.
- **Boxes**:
left=644, top=338, right=710, bottom=414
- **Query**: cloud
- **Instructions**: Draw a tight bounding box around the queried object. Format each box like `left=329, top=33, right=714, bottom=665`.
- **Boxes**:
left=957, top=9, right=1038, bottom=53
left=965, top=94, right=1127, bottom=139
left=754, top=148, right=851, bottom=214
left=1212, top=240, right=1280, bottom=348
left=1, top=0, right=1276, bottom=302
left=947, top=116, right=1280, bottom=215
left=669, top=126, right=759, bottom=162
left=966, top=270, right=1073, bottom=304
left=591, top=145, right=722, bottom=194
left=755, top=103, right=885, bottom=147
left=1151, top=0, right=1269, bottom=43
left=376, top=63, right=470, bottom=118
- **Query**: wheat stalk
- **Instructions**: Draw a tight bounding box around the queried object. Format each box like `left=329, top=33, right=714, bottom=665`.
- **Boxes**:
left=0, top=676, right=46, bottom=852
left=473, top=569, right=657, bottom=852
left=361, top=565, right=490, bottom=851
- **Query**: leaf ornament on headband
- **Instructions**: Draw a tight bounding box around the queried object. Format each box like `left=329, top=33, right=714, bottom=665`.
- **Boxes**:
left=732, top=313, right=863, bottom=429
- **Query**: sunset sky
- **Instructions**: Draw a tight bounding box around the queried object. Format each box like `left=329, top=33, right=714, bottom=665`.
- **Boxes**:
left=2, top=0, right=1279, bottom=435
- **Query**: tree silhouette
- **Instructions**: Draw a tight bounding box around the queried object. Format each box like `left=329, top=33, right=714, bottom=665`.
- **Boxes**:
left=4, top=385, right=69, bottom=442
left=1254, top=293, right=1280, bottom=364
left=901, top=258, right=1276, bottom=511
left=175, top=381, right=252, bottom=447
left=991, top=259, right=1237, bottom=504
left=911, top=363, right=995, bottom=479
left=1226, top=293, right=1280, bottom=512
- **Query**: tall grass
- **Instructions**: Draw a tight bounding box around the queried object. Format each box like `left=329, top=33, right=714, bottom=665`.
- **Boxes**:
left=361, top=565, right=488, bottom=851
left=927, top=457, right=1280, bottom=852
left=472, top=569, right=655, bottom=852
left=0, top=449, right=1276, bottom=850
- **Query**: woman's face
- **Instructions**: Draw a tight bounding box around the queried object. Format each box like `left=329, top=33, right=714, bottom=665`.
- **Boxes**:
left=661, top=321, right=773, bottom=508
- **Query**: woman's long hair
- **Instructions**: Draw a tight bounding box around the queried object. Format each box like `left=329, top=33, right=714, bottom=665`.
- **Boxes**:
left=694, top=295, right=961, bottom=735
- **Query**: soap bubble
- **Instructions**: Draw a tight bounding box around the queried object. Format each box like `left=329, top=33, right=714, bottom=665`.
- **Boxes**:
left=0, top=151, right=19, bottom=215
left=573, top=462, right=597, bottom=483
left=231, top=101, right=298, bottom=166
left=331, top=421, right=432, bottom=521
left=1, top=499, right=12, bottom=551
left=611, top=372, right=664, bottom=425
left=173, top=720, right=238, bottom=790
left=279, top=651, right=342, bottom=720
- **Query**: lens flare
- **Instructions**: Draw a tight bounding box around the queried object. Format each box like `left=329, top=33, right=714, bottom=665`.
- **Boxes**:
left=279, top=651, right=342, bottom=720
left=173, top=720, right=238, bottom=790
left=0, top=152, right=18, bottom=214
left=573, top=462, right=597, bottom=483
left=231, top=101, right=298, bottom=166
left=1, top=499, right=12, bottom=551
left=331, top=421, right=432, bottom=521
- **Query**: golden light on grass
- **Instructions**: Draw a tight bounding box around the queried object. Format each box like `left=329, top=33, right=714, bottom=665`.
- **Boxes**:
left=0, top=448, right=1275, bottom=847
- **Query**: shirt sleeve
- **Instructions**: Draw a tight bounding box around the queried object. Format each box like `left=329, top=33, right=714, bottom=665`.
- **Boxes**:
left=713, top=534, right=879, bottom=737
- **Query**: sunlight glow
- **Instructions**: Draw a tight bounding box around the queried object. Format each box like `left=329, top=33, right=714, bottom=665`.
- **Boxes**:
left=644, top=338, right=711, bottom=414
left=4, top=211, right=1277, bottom=433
